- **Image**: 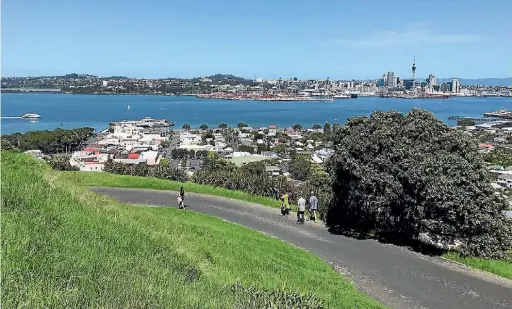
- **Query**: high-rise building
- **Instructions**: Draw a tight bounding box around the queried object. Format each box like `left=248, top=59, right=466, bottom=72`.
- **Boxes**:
left=440, top=82, right=452, bottom=92
left=451, top=79, right=460, bottom=93
left=382, top=74, right=386, bottom=86
left=386, top=72, right=395, bottom=88
left=393, top=76, right=399, bottom=88
left=428, top=74, right=436, bottom=86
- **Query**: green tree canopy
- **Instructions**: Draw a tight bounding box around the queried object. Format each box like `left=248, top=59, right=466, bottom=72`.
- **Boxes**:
left=323, top=122, right=331, bottom=134
left=199, top=124, right=209, bottom=130
left=292, top=123, right=302, bottom=131
left=218, top=123, right=228, bottom=129
left=238, top=145, right=255, bottom=154
left=326, top=109, right=511, bottom=259
left=182, top=123, right=191, bottom=130
left=288, top=154, right=312, bottom=181
left=312, top=124, right=322, bottom=130
left=456, top=118, right=476, bottom=127
left=237, top=122, right=248, bottom=128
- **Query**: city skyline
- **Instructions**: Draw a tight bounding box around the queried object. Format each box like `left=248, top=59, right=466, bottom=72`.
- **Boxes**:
left=2, top=0, right=511, bottom=79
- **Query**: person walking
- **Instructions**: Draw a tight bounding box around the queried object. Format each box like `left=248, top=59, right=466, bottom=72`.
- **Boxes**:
left=297, top=196, right=306, bottom=224
left=309, top=192, right=318, bottom=222
left=280, top=192, right=291, bottom=215
left=178, top=186, right=187, bottom=209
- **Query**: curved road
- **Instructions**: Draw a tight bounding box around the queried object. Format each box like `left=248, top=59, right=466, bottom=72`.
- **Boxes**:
left=92, top=187, right=512, bottom=309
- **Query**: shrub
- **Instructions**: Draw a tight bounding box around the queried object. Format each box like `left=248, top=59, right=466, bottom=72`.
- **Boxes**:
left=104, top=159, right=188, bottom=182
left=45, top=155, right=79, bottom=171
left=326, top=109, right=512, bottom=259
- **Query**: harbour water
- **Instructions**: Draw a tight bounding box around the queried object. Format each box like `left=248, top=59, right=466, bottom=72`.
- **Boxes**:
left=1, top=93, right=510, bottom=135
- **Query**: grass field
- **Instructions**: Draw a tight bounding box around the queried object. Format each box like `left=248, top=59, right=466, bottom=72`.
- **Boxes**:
left=61, top=171, right=512, bottom=281
left=61, top=171, right=283, bottom=209
left=444, top=252, right=512, bottom=280
left=1, top=152, right=385, bottom=309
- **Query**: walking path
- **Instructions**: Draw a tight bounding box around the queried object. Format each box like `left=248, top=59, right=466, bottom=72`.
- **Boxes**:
left=92, top=187, right=512, bottom=309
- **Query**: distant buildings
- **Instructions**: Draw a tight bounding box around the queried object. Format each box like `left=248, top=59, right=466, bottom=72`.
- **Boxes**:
left=386, top=72, right=395, bottom=87
left=428, top=74, right=436, bottom=86
left=451, top=79, right=460, bottom=93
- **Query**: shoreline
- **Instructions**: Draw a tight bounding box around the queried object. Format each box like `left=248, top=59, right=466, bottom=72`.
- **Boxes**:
left=2, top=91, right=509, bottom=99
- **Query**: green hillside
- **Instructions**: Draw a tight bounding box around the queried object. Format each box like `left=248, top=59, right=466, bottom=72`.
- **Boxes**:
left=0, top=152, right=385, bottom=309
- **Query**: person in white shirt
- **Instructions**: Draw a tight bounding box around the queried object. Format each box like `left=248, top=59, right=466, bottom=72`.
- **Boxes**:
left=297, top=196, right=306, bottom=224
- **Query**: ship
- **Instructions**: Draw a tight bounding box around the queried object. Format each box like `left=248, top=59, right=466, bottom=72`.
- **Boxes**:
left=424, top=92, right=450, bottom=99
left=484, top=108, right=512, bottom=119
left=22, top=113, right=41, bottom=118
left=350, top=93, right=358, bottom=98
left=334, top=94, right=350, bottom=99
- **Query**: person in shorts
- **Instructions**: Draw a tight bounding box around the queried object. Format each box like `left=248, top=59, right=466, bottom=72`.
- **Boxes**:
left=309, top=192, right=318, bottom=222
left=297, top=196, right=306, bottom=224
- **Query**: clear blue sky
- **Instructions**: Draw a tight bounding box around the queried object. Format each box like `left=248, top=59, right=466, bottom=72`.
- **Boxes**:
left=2, top=0, right=511, bottom=79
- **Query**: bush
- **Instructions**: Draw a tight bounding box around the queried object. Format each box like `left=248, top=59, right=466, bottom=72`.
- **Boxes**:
left=45, top=155, right=79, bottom=171
left=104, top=159, right=188, bottom=182
left=193, top=154, right=293, bottom=200
left=326, top=109, right=512, bottom=259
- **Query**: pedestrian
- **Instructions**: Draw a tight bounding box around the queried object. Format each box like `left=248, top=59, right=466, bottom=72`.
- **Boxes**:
left=178, top=186, right=187, bottom=209
left=297, top=196, right=306, bottom=224
left=309, top=192, right=318, bottom=222
left=280, top=192, right=291, bottom=215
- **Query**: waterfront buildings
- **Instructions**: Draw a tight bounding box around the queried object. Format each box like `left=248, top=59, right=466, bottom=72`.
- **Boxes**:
left=428, top=74, right=437, bottom=86
left=451, top=79, right=460, bottom=93
left=386, top=72, right=395, bottom=87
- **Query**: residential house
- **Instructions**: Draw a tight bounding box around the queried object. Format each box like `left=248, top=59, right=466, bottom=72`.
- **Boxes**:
left=24, top=149, right=44, bottom=160
left=265, top=166, right=282, bottom=177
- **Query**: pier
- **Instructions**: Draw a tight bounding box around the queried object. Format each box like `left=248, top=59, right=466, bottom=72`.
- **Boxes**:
left=448, top=116, right=507, bottom=124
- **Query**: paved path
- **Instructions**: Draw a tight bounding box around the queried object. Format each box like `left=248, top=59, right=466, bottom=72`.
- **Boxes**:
left=92, top=187, right=512, bottom=309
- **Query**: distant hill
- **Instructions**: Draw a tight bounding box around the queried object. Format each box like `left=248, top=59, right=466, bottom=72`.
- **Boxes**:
left=436, top=78, right=512, bottom=86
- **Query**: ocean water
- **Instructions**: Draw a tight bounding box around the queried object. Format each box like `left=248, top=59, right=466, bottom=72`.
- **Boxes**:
left=1, top=93, right=510, bottom=135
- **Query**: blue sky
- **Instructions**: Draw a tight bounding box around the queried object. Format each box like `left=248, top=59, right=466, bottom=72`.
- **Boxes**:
left=2, top=0, right=511, bottom=79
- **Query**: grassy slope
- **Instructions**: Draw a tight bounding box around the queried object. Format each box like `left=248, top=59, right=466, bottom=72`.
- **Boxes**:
left=444, top=253, right=512, bottom=280
left=62, top=171, right=282, bottom=209
left=62, top=171, right=512, bottom=281
left=1, top=152, right=385, bottom=309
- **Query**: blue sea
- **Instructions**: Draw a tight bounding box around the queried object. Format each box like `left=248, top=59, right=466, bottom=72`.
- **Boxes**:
left=1, top=93, right=511, bottom=135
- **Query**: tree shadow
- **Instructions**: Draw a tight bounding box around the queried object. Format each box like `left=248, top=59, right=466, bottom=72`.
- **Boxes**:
left=326, top=215, right=446, bottom=257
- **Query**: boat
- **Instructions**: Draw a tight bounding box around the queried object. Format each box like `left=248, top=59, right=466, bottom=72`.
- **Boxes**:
left=424, top=92, right=450, bottom=99
left=334, top=94, right=350, bottom=99
left=484, top=108, right=512, bottom=119
left=350, top=93, right=358, bottom=99
left=127, top=104, right=131, bottom=111
left=22, top=113, right=41, bottom=118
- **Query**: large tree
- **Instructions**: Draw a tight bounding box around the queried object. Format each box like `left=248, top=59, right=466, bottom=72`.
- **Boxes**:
left=323, top=122, right=331, bottom=134
left=326, top=109, right=511, bottom=259
left=288, top=154, right=312, bottom=181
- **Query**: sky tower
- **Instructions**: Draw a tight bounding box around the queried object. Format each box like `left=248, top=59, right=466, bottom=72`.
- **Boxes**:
left=411, top=56, right=417, bottom=86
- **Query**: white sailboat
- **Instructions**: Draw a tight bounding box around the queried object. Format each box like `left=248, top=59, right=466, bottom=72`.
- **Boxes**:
left=127, top=104, right=131, bottom=111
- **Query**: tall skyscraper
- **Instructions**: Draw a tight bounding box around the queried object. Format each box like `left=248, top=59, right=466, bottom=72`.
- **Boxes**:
left=428, top=74, right=436, bottom=86
left=451, top=79, right=460, bottom=93
left=386, top=72, right=395, bottom=88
